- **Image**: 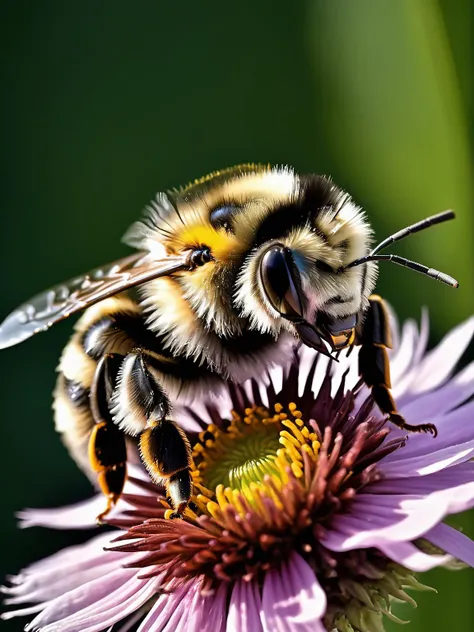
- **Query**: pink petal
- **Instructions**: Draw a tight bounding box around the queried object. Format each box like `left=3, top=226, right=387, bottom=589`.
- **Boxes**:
left=3, top=558, right=129, bottom=607
left=137, top=581, right=200, bottom=632
left=424, top=522, right=474, bottom=567
left=18, top=568, right=139, bottom=630
left=37, top=575, right=160, bottom=632
left=2, top=532, right=136, bottom=605
left=9, top=531, right=114, bottom=576
left=261, top=552, right=326, bottom=632
left=1, top=603, right=45, bottom=621
left=227, top=579, right=263, bottom=632
left=184, top=581, right=229, bottom=632
left=201, top=583, right=229, bottom=632
left=17, top=495, right=104, bottom=530
left=161, top=582, right=201, bottom=632
left=113, top=609, right=149, bottom=632
left=17, top=468, right=153, bottom=530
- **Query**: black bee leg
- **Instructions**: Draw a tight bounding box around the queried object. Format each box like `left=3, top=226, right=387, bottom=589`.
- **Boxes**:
left=88, top=353, right=128, bottom=523
left=358, top=295, right=437, bottom=437
left=140, top=423, right=192, bottom=518
left=122, top=352, right=192, bottom=518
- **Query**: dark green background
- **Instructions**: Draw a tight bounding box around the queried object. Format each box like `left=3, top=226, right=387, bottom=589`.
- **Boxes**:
left=1, top=1, right=473, bottom=630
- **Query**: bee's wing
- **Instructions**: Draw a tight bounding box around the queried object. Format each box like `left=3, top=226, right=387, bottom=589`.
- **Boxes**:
left=0, top=251, right=190, bottom=350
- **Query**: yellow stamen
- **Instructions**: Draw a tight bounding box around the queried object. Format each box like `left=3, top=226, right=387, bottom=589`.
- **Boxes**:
left=179, top=402, right=321, bottom=522
left=216, top=484, right=228, bottom=509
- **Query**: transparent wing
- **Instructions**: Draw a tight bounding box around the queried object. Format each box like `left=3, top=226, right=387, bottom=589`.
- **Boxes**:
left=0, top=251, right=190, bottom=350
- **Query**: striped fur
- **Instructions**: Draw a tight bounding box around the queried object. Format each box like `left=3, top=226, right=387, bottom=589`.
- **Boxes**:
left=53, top=295, right=287, bottom=477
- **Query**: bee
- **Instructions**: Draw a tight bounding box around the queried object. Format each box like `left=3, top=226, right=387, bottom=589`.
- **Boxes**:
left=0, top=164, right=459, bottom=520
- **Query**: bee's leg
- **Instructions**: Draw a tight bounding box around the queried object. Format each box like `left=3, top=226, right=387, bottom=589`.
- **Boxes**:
left=140, top=419, right=192, bottom=519
left=358, top=295, right=437, bottom=437
left=88, top=353, right=128, bottom=523
left=116, top=352, right=192, bottom=518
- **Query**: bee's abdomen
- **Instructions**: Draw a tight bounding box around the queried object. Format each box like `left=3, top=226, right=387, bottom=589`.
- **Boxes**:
left=53, top=296, right=146, bottom=478
left=53, top=295, right=222, bottom=478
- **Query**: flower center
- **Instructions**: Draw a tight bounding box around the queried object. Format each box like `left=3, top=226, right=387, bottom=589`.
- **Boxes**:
left=188, top=403, right=320, bottom=512
left=198, top=412, right=281, bottom=491
left=118, top=365, right=411, bottom=630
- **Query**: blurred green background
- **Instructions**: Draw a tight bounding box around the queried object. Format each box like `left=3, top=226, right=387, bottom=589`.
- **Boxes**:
left=1, top=1, right=472, bottom=630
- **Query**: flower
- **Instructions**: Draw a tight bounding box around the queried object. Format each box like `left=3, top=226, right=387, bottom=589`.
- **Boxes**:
left=2, top=312, right=474, bottom=632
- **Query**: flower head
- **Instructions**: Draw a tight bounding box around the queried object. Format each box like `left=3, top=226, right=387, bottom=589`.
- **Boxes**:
left=3, top=313, right=474, bottom=632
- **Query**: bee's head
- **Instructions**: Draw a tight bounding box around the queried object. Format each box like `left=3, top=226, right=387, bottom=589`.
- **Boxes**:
left=231, top=169, right=377, bottom=349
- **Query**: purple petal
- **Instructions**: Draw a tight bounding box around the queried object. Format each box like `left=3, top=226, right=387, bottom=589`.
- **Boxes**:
left=380, top=429, right=474, bottom=477
left=384, top=303, right=401, bottom=352
left=227, top=579, right=263, bottom=632
left=307, top=353, right=332, bottom=399
left=327, top=485, right=474, bottom=547
left=297, top=346, right=320, bottom=396
left=412, top=308, right=430, bottom=365
left=391, top=310, right=429, bottom=396
left=376, top=541, right=451, bottom=571
left=424, top=522, right=474, bottom=567
left=331, top=347, right=361, bottom=394
left=261, top=552, right=326, bottom=632
left=390, top=319, right=419, bottom=386
left=369, top=461, right=474, bottom=494
left=406, top=316, right=474, bottom=395
left=322, top=518, right=450, bottom=571
left=323, top=496, right=446, bottom=547
left=360, top=397, right=474, bottom=469
left=399, top=361, right=474, bottom=421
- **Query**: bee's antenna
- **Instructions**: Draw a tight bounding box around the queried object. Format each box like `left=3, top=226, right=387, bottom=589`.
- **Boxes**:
left=340, top=210, right=459, bottom=288
left=370, top=210, right=455, bottom=256
left=347, top=254, right=459, bottom=288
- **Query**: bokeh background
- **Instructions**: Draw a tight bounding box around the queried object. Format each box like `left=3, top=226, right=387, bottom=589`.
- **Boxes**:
left=1, top=1, right=473, bottom=630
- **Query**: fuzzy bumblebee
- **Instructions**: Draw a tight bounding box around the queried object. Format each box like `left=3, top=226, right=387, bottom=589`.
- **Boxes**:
left=0, top=164, right=458, bottom=520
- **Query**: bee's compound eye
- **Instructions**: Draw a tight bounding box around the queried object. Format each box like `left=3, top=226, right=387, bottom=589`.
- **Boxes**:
left=209, top=205, right=240, bottom=232
left=260, top=246, right=303, bottom=320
